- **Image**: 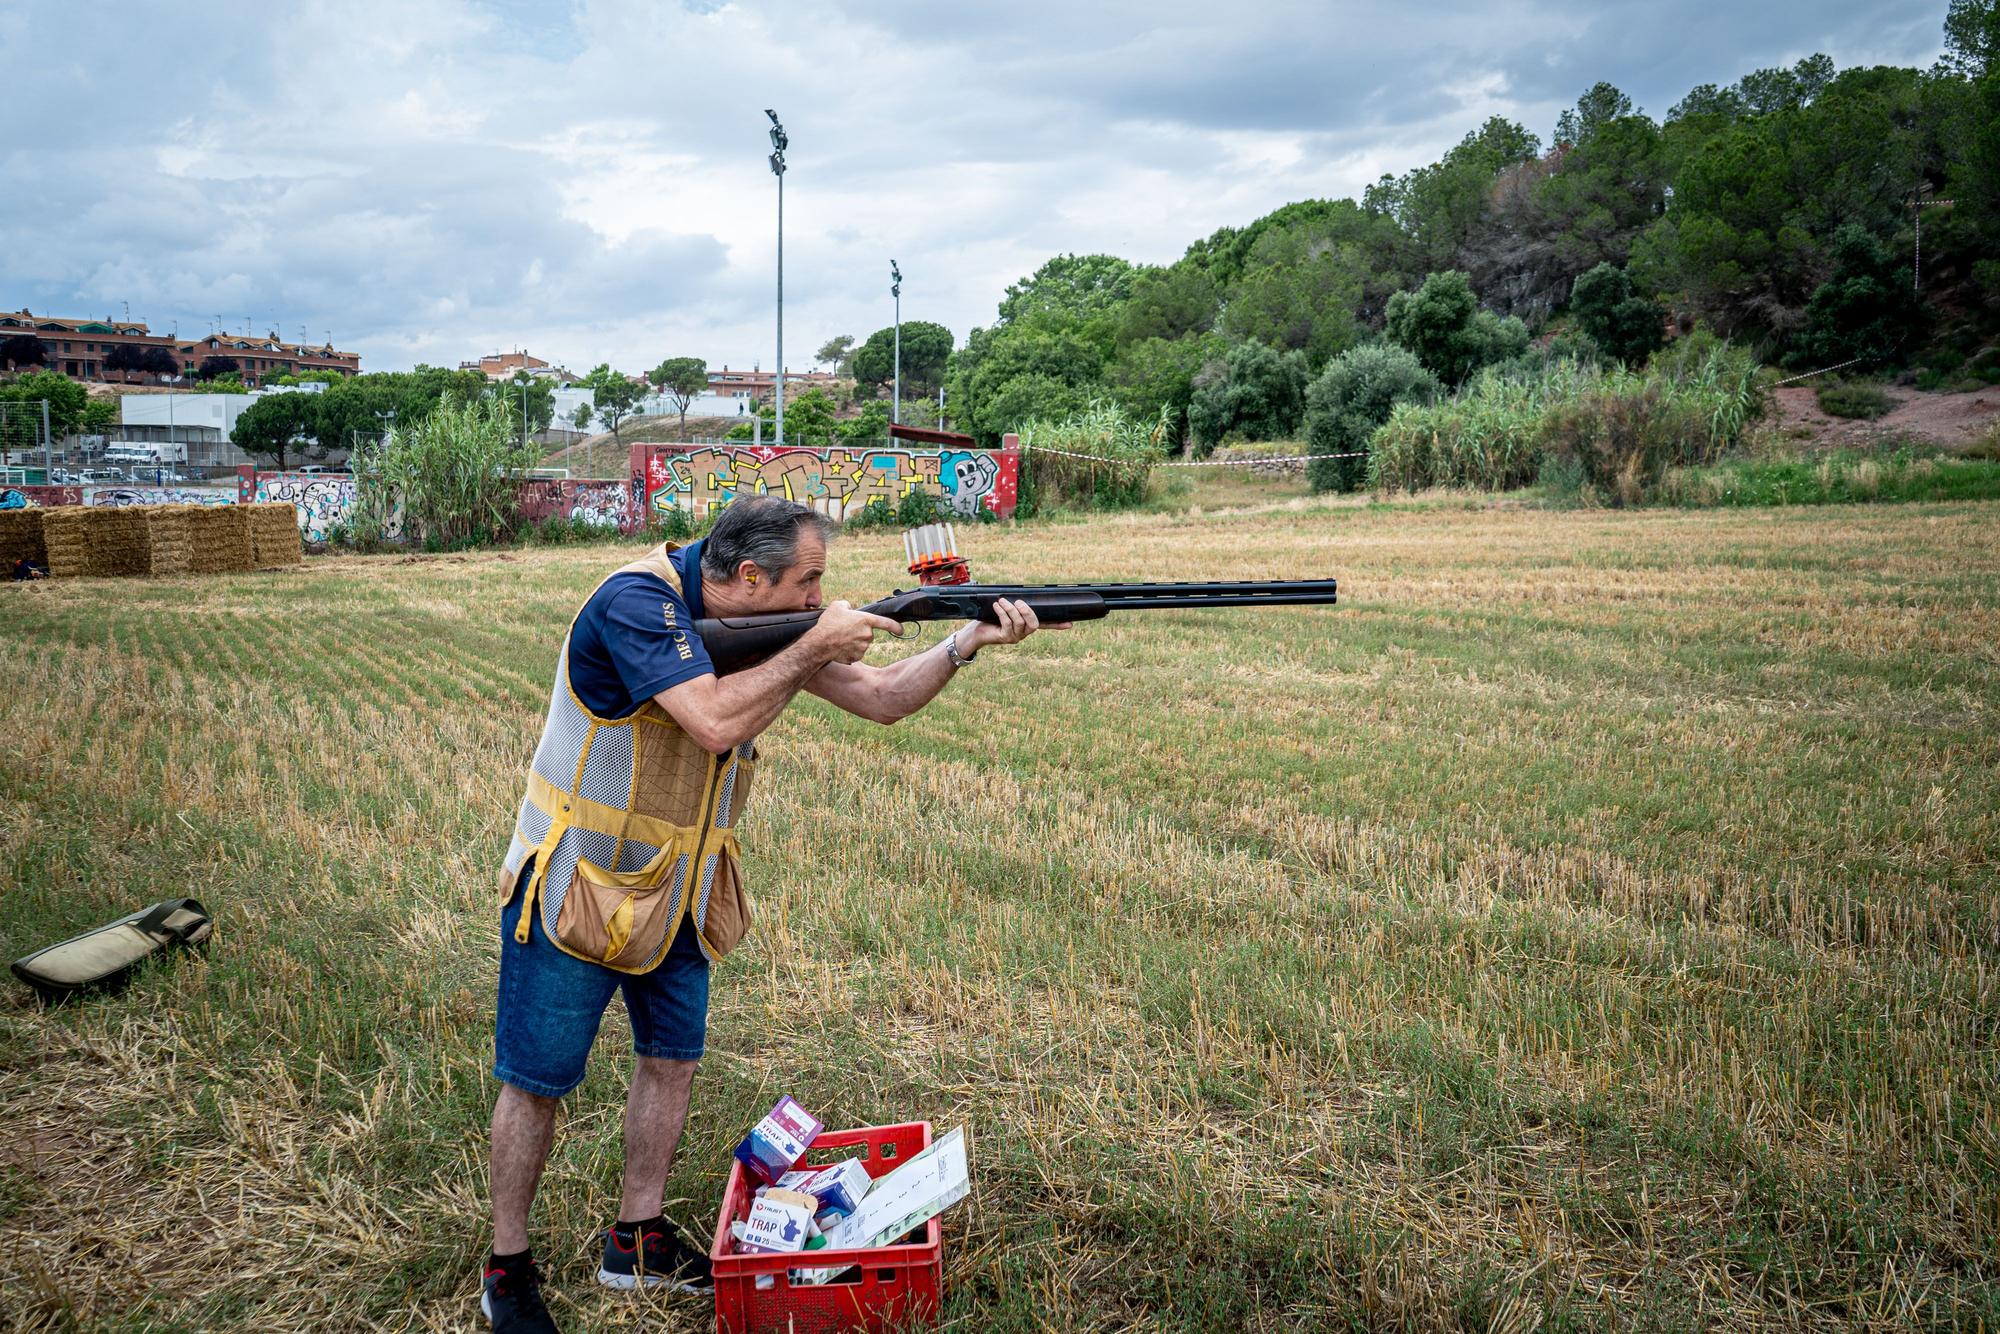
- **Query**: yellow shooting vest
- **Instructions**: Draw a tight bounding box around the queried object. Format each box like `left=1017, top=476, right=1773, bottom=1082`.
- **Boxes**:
left=500, top=544, right=756, bottom=969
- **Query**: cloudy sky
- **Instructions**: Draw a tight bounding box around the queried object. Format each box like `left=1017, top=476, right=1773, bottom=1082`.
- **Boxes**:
left=2, top=1, right=1947, bottom=376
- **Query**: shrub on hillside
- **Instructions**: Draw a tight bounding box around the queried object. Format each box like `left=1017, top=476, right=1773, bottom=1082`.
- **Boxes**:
left=1303, top=344, right=1440, bottom=493
left=1187, top=341, right=1307, bottom=455
left=1384, top=270, right=1529, bottom=386
left=1569, top=263, right=1666, bottom=365
left=1815, top=381, right=1894, bottom=419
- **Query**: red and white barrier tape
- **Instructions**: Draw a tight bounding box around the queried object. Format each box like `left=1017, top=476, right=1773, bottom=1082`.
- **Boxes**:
left=1021, top=443, right=1368, bottom=467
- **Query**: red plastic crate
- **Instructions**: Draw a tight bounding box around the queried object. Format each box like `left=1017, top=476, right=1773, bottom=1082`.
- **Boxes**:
left=710, top=1121, right=944, bottom=1334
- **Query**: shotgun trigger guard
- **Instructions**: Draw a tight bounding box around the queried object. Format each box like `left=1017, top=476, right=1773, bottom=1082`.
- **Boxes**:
left=886, top=621, right=920, bottom=642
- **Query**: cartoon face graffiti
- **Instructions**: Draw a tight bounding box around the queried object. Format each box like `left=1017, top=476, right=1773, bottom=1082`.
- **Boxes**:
left=940, top=450, right=1001, bottom=515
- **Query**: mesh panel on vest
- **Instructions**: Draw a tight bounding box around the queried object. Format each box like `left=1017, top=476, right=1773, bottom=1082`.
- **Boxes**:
left=578, top=723, right=634, bottom=806
left=713, top=763, right=740, bottom=829
left=517, top=801, right=553, bottom=848
left=615, top=837, right=663, bottom=874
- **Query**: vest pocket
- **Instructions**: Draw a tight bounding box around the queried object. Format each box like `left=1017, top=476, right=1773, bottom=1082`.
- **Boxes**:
left=696, top=846, right=752, bottom=960
left=555, top=843, right=689, bottom=970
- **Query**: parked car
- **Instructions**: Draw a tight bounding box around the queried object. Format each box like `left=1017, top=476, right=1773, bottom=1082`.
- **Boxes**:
left=80, top=469, right=129, bottom=484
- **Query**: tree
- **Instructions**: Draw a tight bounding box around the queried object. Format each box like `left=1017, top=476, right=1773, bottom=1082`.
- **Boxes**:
left=1115, top=264, right=1220, bottom=346
left=850, top=321, right=953, bottom=397
left=139, top=346, right=180, bottom=377
left=196, top=355, right=240, bottom=380
left=0, top=334, right=46, bottom=371
left=592, top=375, right=644, bottom=441
left=568, top=402, right=594, bottom=435
left=497, top=372, right=555, bottom=439
left=1187, top=341, right=1308, bottom=454
left=997, top=253, right=1136, bottom=326
left=1384, top=271, right=1527, bottom=386
left=1303, top=344, right=1440, bottom=493
left=946, top=322, right=1109, bottom=446
left=103, top=344, right=145, bottom=375
left=1569, top=264, right=1666, bottom=364
left=1108, top=333, right=1226, bottom=451
left=1217, top=223, right=1365, bottom=369
left=648, top=357, right=708, bottom=439
left=1791, top=224, right=1919, bottom=366
left=0, top=371, right=94, bottom=440
left=814, top=335, right=856, bottom=373
left=231, top=391, right=322, bottom=469
left=1555, top=82, right=1636, bottom=145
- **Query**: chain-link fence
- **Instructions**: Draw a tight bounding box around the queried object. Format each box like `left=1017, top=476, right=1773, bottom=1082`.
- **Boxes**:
left=0, top=400, right=51, bottom=462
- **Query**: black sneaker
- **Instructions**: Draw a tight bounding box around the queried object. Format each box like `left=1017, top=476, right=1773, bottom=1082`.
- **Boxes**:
left=597, top=1220, right=714, bottom=1294
left=482, top=1255, right=558, bottom=1333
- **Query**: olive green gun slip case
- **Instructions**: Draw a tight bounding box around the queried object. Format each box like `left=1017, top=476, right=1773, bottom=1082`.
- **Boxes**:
left=11, top=898, right=213, bottom=1003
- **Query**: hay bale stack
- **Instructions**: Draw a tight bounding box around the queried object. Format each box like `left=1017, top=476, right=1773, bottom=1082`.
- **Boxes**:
left=247, top=501, right=303, bottom=568
left=140, top=504, right=193, bottom=576
left=41, top=507, right=93, bottom=578
left=84, top=507, right=150, bottom=577
left=0, top=508, right=45, bottom=570
left=186, top=505, right=254, bottom=574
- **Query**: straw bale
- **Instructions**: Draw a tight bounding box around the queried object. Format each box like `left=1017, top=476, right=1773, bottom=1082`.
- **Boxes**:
left=41, top=507, right=93, bottom=578
left=0, top=508, right=45, bottom=569
left=140, top=504, right=193, bottom=576
left=84, top=507, right=150, bottom=578
left=247, top=501, right=303, bottom=568
left=186, top=505, right=254, bottom=574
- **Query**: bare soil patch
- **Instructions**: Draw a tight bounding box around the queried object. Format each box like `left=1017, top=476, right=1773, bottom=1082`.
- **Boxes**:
left=1772, top=383, right=1998, bottom=448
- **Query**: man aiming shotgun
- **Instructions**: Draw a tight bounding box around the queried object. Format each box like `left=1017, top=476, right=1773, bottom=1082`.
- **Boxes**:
left=482, top=496, right=1064, bottom=1332
left=481, top=495, right=1336, bottom=1331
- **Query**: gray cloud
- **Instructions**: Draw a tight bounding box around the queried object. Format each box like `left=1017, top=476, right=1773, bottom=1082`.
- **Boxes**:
left=0, top=0, right=1949, bottom=373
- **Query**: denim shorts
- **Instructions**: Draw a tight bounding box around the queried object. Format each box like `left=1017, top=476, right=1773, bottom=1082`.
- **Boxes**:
left=494, top=863, right=709, bottom=1098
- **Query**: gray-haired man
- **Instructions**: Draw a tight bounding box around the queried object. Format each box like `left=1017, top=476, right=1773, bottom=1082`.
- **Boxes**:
left=481, top=496, right=1058, bottom=1332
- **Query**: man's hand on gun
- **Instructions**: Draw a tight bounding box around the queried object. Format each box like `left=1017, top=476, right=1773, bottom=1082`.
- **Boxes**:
left=807, top=601, right=907, bottom=664
left=959, top=597, right=1072, bottom=652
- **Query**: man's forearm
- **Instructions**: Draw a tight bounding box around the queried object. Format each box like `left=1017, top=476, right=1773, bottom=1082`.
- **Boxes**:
left=861, top=626, right=975, bottom=723
left=710, top=635, right=837, bottom=744
left=665, top=635, right=834, bottom=752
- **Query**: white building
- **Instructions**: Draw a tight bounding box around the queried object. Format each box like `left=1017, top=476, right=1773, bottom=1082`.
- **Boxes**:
left=117, top=385, right=326, bottom=467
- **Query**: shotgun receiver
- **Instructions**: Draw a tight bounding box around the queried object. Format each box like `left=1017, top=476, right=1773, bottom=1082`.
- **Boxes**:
left=692, top=578, right=1339, bottom=676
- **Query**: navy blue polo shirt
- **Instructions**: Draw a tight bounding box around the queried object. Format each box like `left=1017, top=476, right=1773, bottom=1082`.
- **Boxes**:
left=567, top=540, right=716, bottom=718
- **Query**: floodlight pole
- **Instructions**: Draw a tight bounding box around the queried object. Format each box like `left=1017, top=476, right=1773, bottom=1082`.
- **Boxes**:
left=767, top=110, right=788, bottom=445
left=891, top=260, right=902, bottom=426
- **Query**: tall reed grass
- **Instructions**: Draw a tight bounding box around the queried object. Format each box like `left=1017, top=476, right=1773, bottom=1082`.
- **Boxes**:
left=1370, top=342, right=1766, bottom=502
left=1016, top=401, right=1171, bottom=512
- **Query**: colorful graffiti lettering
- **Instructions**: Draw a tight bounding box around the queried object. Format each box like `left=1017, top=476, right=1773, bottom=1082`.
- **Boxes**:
left=641, top=444, right=1015, bottom=521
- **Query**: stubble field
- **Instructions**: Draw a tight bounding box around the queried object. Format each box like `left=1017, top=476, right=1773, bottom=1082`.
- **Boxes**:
left=2, top=495, right=1997, bottom=1331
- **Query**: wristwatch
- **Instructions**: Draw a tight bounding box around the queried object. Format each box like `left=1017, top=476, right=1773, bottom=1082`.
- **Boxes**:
left=944, top=632, right=978, bottom=669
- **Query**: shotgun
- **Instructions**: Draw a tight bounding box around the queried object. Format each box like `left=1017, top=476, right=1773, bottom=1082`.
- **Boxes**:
left=692, top=578, right=1339, bottom=675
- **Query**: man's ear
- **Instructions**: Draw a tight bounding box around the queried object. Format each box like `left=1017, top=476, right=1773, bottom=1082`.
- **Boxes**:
left=738, top=560, right=761, bottom=586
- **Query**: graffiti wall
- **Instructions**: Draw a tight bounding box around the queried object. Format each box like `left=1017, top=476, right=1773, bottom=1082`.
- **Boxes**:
left=516, top=479, right=640, bottom=530
left=248, top=473, right=379, bottom=543
left=12, top=485, right=83, bottom=507
left=86, top=486, right=237, bottom=508
left=635, top=441, right=1018, bottom=522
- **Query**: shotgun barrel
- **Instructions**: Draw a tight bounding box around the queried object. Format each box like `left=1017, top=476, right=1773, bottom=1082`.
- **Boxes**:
left=692, top=578, right=1338, bottom=675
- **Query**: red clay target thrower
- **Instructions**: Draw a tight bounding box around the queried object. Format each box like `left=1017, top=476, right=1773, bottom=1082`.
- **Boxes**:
left=902, top=522, right=971, bottom=586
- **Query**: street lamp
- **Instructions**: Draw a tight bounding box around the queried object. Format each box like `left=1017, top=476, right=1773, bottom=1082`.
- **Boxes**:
left=890, top=260, right=902, bottom=427
left=766, top=109, right=788, bottom=445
